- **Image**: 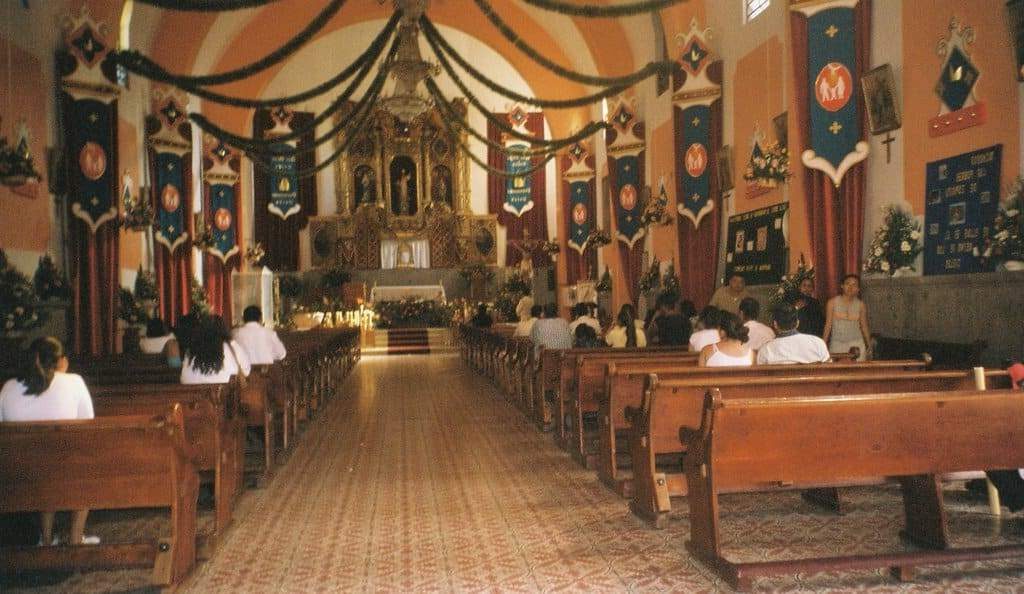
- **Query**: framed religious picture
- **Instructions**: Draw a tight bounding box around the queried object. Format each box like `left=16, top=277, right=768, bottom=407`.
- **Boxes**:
left=861, top=63, right=902, bottom=135
left=717, top=145, right=735, bottom=193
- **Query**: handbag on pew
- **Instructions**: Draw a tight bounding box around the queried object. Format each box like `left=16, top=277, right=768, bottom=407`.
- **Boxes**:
left=227, top=342, right=249, bottom=390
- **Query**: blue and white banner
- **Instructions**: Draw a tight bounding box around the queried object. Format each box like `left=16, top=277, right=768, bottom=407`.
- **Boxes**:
left=504, top=142, right=534, bottom=216
left=153, top=151, right=189, bottom=252
left=269, top=144, right=300, bottom=220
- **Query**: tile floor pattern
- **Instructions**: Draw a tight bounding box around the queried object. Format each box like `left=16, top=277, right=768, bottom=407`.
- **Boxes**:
left=6, top=353, right=1024, bottom=593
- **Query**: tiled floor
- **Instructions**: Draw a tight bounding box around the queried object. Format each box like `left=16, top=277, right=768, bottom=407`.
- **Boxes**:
left=5, top=354, right=1024, bottom=592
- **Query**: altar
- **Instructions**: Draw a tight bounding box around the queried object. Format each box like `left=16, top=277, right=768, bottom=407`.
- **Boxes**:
left=369, top=284, right=446, bottom=303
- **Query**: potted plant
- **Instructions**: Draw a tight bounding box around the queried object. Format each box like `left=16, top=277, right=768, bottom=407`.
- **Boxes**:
left=863, top=206, right=923, bottom=276
left=0, top=248, right=42, bottom=357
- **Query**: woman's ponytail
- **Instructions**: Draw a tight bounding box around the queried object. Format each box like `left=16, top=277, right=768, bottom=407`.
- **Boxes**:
left=19, top=337, right=63, bottom=396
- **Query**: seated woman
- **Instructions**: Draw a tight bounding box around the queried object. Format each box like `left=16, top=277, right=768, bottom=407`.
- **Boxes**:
left=139, top=317, right=181, bottom=367
left=605, top=304, right=646, bottom=348
left=0, top=337, right=98, bottom=546
left=688, top=306, right=722, bottom=352
left=698, top=312, right=755, bottom=367
left=573, top=324, right=603, bottom=348
left=180, top=315, right=252, bottom=384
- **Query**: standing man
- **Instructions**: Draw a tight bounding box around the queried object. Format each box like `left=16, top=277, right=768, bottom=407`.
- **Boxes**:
left=232, top=306, right=287, bottom=365
left=708, top=274, right=751, bottom=315
left=793, top=276, right=825, bottom=337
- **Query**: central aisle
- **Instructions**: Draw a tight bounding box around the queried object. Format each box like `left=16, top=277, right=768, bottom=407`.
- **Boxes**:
left=180, top=354, right=1023, bottom=593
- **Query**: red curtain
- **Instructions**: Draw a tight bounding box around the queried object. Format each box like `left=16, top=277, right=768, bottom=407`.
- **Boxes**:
left=487, top=112, right=550, bottom=267
left=150, top=150, right=193, bottom=326
left=203, top=255, right=233, bottom=322
left=606, top=122, right=646, bottom=305
left=252, top=110, right=318, bottom=271
left=791, top=1, right=871, bottom=300
left=69, top=220, right=119, bottom=355
left=675, top=62, right=724, bottom=308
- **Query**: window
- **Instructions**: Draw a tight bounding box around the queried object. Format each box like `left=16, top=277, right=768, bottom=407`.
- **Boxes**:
left=744, top=0, right=770, bottom=23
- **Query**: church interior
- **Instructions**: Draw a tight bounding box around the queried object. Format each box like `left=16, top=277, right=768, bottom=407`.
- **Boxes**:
left=2, top=0, right=1024, bottom=591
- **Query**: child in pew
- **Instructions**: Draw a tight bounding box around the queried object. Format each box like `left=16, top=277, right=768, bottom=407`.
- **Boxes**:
left=697, top=312, right=755, bottom=367
left=181, top=314, right=252, bottom=384
left=756, top=302, right=832, bottom=365
left=0, top=337, right=99, bottom=546
left=139, top=317, right=181, bottom=367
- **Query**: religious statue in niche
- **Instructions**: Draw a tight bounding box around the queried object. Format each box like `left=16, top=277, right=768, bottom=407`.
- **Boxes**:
left=390, top=156, right=417, bottom=216
left=431, top=164, right=453, bottom=207
left=353, top=165, right=377, bottom=208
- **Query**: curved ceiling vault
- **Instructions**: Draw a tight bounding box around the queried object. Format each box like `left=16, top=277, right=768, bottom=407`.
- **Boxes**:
left=125, top=0, right=653, bottom=138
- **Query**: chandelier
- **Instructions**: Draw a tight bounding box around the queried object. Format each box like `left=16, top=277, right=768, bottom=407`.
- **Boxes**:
left=380, top=0, right=437, bottom=122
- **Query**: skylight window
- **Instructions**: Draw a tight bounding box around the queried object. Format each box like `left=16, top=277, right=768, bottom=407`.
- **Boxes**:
left=745, top=0, right=770, bottom=23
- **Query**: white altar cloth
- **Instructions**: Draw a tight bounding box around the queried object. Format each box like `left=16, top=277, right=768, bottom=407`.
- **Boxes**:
left=370, top=284, right=446, bottom=302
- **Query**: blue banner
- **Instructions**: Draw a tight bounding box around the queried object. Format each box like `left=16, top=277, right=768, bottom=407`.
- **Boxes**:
left=208, top=183, right=239, bottom=263
left=68, top=97, right=117, bottom=232
left=504, top=143, right=534, bottom=216
left=924, top=145, right=1002, bottom=275
left=613, top=155, right=643, bottom=246
left=678, top=104, right=713, bottom=227
left=568, top=180, right=592, bottom=252
left=269, top=144, right=300, bottom=219
left=153, top=151, right=188, bottom=252
left=802, top=4, right=867, bottom=186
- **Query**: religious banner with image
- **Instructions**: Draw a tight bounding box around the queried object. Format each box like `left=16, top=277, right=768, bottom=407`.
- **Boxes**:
left=792, top=0, right=869, bottom=188
left=502, top=107, right=537, bottom=216
left=923, top=145, right=1002, bottom=276
left=605, top=96, right=646, bottom=302
left=724, top=202, right=789, bottom=285
left=203, top=136, right=242, bottom=321
left=562, top=142, right=596, bottom=285
left=266, top=107, right=301, bottom=220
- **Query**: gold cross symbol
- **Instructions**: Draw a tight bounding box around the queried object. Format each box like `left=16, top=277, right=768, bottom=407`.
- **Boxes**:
left=624, top=165, right=631, bottom=171
left=90, top=196, right=99, bottom=206
left=167, top=163, right=174, bottom=171
left=692, top=117, right=701, bottom=127
left=168, top=226, right=175, bottom=233
left=88, top=113, right=98, bottom=123
left=829, top=121, right=843, bottom=135
left=825, top=25, right=839, bottom=38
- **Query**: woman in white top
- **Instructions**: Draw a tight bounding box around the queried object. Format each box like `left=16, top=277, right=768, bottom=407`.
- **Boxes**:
left=180, top=315, right=252, bottom=384
left=139, top=317, right=182, bottom=368
left=698, top=312, right=755, bottom=367
left=0, top=337, right=98, bottom=546
left=605, top=304, right=646, bottom=348
left=688, top=306, right=722, bottom=353
left=823, top=274, right=872, bottom=361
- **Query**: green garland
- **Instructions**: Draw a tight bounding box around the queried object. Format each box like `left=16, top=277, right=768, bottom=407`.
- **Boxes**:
left=472, top=0, right=674, bottom=86
left=163, top=14, right=398, bottom=109
left=115, top=0, right=348, bottom=87
left=423, top=17, right=633, bottom=110
left=137, top=0, right=281, bottom=10
left=523, top=0, right=684, bottom=18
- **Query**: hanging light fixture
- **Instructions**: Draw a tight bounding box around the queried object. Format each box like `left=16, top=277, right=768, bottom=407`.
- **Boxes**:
left=380, top=0, right=437, bottom=122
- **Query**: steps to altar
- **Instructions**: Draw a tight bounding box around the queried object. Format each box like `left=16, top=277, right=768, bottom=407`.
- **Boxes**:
left=362, top=327, right=455, bottom=355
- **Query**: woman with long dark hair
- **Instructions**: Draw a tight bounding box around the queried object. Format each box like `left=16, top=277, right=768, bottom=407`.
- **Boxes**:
left=180, top=315, right=252, bottom=384
left=605, top=303, right=646, bottom=348
left=0, top=337, right=97, bottom=545
left=698, top=312, right=755, bottom=367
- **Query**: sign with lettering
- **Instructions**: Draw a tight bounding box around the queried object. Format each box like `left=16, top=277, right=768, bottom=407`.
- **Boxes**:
left=724, top=202, right=788, bottom=285
left=924, top=144, right=1001, bottom=275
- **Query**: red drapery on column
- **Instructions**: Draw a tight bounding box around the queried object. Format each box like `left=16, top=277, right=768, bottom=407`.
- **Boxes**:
left=69, top=221, right=119, bottom=355
left=791, top=1, right=871, bottom=300
left=487, top=112, right=549, bottom=267
left=203, top=256, right=233, bottom=322
left=252, top=110, right=318, bottom=271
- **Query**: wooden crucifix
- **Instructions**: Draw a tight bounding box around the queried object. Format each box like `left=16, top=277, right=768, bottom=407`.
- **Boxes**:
left=881, top=132, right=896, bottom=164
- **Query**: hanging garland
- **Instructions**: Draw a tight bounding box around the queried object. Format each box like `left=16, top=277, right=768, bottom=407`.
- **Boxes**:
left=114, top=0, right=348, bottom=87
left=423, top=17, right=632, bottom=110
left=472, top=0, right=674, bottom=87
left=137, top=0, right=281, bottom=10
left=161, top=14, right=398, bottom=109
left=522, top=0, right=684, bottom=18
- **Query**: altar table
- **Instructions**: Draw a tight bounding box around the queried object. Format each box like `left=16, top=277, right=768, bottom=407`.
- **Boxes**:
left=369, top=284, right=447, bottom=303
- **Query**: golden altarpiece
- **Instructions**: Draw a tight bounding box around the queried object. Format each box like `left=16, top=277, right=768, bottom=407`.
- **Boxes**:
left=309, top=100, right=498, bottom=270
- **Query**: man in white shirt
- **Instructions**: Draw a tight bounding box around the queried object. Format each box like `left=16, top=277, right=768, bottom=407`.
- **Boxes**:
left=568, top=303, right=602, bottom=335
left=232, top=306, right=287, bottom=365
left=739, top=297, right=775, bottom=352
left=757, top=303, right=831, bottom=365
left=514, top=304, right=541, bottom=337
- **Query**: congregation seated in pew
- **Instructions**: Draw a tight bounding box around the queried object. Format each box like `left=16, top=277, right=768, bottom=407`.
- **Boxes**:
left=530, top=303, right=572, bottom=354
left=514, top=304, right=541, bottom=338
left=568, top=302, right=602, bottom=336
left=688, top=306, right=722, bottom=352
left=181, top=315, right=252, bottom=385
left=697, top=312, right=754, bottom=367
left=0, top=337, right=98, bottom=547
left=738, top=297, right=774, bottom=351
left=138, top=317, right=181, bottom=367
left=605, top=304, right=645, bottom=348
left=572, top=324, right=603, bottom=348
left=646, top=292, right=692, bottom=347
left=232, top=306, right=287, bottom=365
left=757, top=302, right=833, bottom=365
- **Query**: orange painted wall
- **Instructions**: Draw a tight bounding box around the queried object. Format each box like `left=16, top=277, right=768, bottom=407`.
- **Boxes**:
left=118, top=117, right=142, bottom=272
left=649, top=120, right=680, bottom=265
left=732, top=37, right=786, bottom=215
left=901, top=0, right=1020, bottom=215
left=0, top=37, right=50, bottom=254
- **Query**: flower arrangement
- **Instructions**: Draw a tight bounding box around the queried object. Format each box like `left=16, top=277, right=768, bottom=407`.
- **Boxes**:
left=193, top=213, right=216, bottom=252
left=770, top=255, right=815, bottom=306
left=278, top=275, right=304, bottom=299
left=373, top=298, right=455, bottom=329
left=458, top=263, right=495, bottom=284
left=661, top=263, right=680, bottom=300
left=133, top=268, right=158, bottom=302
left=245, top=242, right=266, bottom=267
left=539, top=239, right=561, bottom=257
left=189, top=277, right=211, bottom=316
left=0, top=248, right=42, bottom=335
left=121, top=188, right=154, bottom=231
left=863, top=206, right=923, bottom=275
left=321, top=266, right=351, bottom=291
left=743, top=141, right=790, bottom=188
left=596, top=267, right=613, bottom=293
left=117, top=287, right=149, bottom=326
left=639, top=257, right=660, bottom=293
left=494, top=271, right=532, bottom=321
left=33, top=254, right=69, bottom=301
left=976, top=176, right=1023, bottom=267
left=639, top=185, right=671, bottom=227
left=585, top=228, right=612, bottom=251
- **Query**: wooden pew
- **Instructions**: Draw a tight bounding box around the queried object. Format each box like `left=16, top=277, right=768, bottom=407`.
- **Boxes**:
left=600, top=359, right=930, bottom=496
left=88, top=381, right=244, bottom=551
left=681, top=388, right=1024, bottom=590
left=873, top=335, right=986, bottom=369
left=0, top=406, right=200, bottom=586
left=629, top=369, right=1012, bottom=527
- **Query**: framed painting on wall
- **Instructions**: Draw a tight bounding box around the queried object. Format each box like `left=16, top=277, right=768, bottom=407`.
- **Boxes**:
left=861, top=63, right=902, bottom=135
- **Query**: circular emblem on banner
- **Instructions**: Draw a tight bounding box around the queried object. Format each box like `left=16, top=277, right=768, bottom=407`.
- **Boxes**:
left=814, top=62, right=853, bottom=112
left=619, top=184, right=637, bottom=211
left=685, top=143, right=708, bottom=177
left=78, top=141, right=107, bottom=181
left=572, top=203, right=588, bottom=226
left=214, top=207, right=232, bottom=231
left=160, top=184, right=180, bottom=213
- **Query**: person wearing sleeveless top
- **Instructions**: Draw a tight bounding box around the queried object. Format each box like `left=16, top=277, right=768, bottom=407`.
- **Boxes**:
left=824, top=274, right=871, bottom=361
left=698, top=312, right=755, bottom=367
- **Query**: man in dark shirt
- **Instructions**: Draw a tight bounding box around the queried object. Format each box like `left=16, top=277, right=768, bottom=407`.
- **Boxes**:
left=648, top=293, right=692, bottom=347
left=793, top=277, right=825, bottom=337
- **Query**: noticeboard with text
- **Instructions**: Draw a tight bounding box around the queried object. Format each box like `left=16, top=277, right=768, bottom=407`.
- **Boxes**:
left=924, top=145, right=1001, bottom=275
left=724, top=202, right=788, bottom=286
